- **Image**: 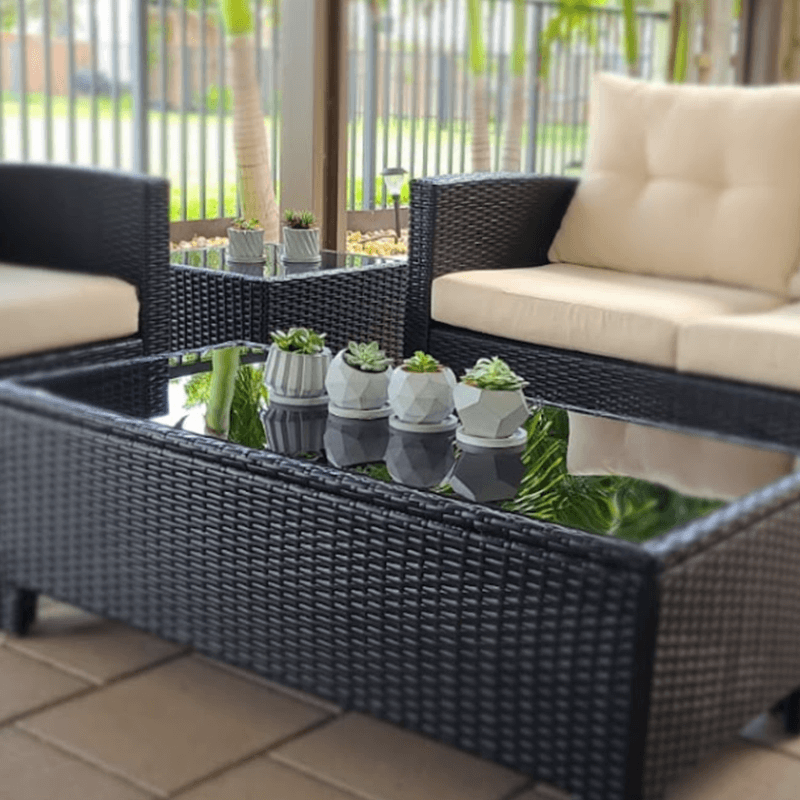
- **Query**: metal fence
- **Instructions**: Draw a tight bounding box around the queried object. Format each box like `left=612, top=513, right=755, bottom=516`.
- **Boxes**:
left=0, top=0, right=279, bottom=223
left=347, top=0, right=672, bottom=210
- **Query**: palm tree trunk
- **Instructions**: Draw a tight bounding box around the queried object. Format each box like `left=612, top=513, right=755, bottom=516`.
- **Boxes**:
left=501, top=0, right=526, bottom=172
left=467, top=0, right=490, bottom=172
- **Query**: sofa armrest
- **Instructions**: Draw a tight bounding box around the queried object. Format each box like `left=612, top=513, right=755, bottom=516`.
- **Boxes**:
left=405, top=172, right=578, bottom=355
left=0, top=164, right=170, bottom=355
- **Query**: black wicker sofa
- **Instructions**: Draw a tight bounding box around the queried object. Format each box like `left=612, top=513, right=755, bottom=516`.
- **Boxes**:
left=0, top=163, right=170, bottom=379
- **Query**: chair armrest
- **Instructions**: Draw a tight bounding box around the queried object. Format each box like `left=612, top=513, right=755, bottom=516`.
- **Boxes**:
left=405, top=172, right=578, bottom=355
left=0, top=164, right=170, bottom=355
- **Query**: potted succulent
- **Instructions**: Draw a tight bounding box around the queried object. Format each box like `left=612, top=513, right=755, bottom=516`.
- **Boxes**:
left=226, top=217, right=265, bottom=265
left=453, top=356, right=529, bottom=446
left=282, top=209, right=321, bottom=263
left=325, top=340, right=393, bottom=419
left=387, top=350, right=457, bottom=431
left=263, top=327, right=332, bottom=406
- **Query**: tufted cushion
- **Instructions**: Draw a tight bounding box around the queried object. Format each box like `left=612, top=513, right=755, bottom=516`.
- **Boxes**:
left=548, top=73, right=800, bottom=296
left=0, top=263, right=139, bottom=360
left=677, top=302, right=800, bottom=392
left=431, top=264, right=782, bottom=368
left=566, top=411, right=794, bottom=500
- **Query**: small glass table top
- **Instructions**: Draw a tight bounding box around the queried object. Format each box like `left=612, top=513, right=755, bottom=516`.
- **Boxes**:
left=139, top=349, right=797, bottom=545
left=170, top=242, right=404, bottom=279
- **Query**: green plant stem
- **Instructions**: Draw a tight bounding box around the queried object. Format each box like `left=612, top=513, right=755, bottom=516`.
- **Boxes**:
left=205, top=347, right=240, bottom=439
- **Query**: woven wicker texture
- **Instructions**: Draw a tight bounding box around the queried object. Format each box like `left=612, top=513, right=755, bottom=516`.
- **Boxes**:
left=0, top=376, right=657, bottom=800
left=405, top=174, right=577, bottom=355
left=641, top=475, right=800, bottom=799
left=0, top=164, right=170, bottom=372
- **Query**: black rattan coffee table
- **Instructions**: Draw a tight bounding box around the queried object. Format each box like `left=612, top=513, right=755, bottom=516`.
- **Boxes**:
left=169, top=244, right=408, bottom=357
left=2, top=346, right=800, bottom=800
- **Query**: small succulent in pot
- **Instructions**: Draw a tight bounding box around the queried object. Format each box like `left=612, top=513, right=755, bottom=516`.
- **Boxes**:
left=264, top=327, right=332, bottom=406
left=454, top=357, right=529, bottom=440
left=282, top=209, right=321, bottom=263
left=388, top=350, right=457, bottom=428
left=326, top=340, right=393, bottom=419
left=227, top=217, right=265, bottom=265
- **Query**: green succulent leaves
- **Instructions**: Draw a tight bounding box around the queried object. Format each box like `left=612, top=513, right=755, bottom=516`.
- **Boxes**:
left=270, top=327, right=327, bottom=355
left=402, top=350, right=442, bottom=373
left=283, top=209, right=317, bottom=229
left=344, top=341, right=392, bottom=373
left=461, top=357, right=528, bottom=391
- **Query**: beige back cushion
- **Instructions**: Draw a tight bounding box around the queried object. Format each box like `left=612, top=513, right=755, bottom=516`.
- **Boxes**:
left=548, top=73, right=800, bottom=296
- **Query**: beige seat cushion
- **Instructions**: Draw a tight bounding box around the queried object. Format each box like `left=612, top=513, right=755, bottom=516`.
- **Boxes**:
left=431, top=264, right=781, bottom=368
left=677, top=303, right=800, bottom=392
left=567, top=412, right=794, bottom=500
left=0, top=263, right=139, bottom=360
left=548, top=73, right=800, bottom=296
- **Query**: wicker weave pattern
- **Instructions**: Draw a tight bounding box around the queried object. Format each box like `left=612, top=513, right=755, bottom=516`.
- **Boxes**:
left=405, top=174, right=577, bottom=355
left=0, top=376, right=657, bottom=800
left=641, top=477, right=800, bottom=799
left=0, top=165, right=170, bottom=373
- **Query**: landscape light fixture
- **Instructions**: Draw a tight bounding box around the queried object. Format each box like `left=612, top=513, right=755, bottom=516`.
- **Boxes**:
left=382, top=167, right=407, bottom=243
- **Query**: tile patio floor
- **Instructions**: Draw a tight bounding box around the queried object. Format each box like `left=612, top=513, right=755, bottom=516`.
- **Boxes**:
left=1, top=597, right=799, bottom=800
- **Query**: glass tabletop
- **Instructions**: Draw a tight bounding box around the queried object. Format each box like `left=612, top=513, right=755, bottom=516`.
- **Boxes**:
left=169, top=241, right=404, bottom=279
left=137, top=348, right=798, bottom=546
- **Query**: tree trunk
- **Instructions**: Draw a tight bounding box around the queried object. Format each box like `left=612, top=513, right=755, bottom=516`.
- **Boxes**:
left=471, top=73, right=491, bottom=171
left=229, top=35, right=279, bottom=241
left=501, top=74, right=525, bottom=172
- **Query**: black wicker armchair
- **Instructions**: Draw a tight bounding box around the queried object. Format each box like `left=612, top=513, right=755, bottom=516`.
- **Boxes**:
left=0, top=163, right=170, bottom=378
left=407, top=172, right=800, bottom=451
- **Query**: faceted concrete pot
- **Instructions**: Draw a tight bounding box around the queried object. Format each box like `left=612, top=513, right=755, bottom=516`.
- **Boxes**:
left=263, top=345, right=332, bottom=406
left=453, top=384, right=528, bottom=439
left=283, top=226, right=321, bottom=263
left=385, top=429, right=456, bottom=489
left=262, top=403, right=327, bottom=456
left=449, top=446, right=526, bottom=503
left=388, top=366, right=456, bottom=425
left=227, top=227, right=265, bottom=264
left=324, top=415, right=390, bottom=468
left=326, top=350, right=391, bottom=419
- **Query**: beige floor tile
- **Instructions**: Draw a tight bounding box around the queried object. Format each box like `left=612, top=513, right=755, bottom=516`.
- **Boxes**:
left=7, top=601, right=186, bottom=684
left=174, top=757, right=361, bottom=800
left=18, top=654, right=332, bottom=797
left=0, top=728, right=152, bottom=800
left=510, top=784, right=571, bottom=800
left=272, top=712, right=528, bottom=800
left=0, top=648, right=89, bottom=724
left=195, top=654, right=342, bottom=714
left=665, top=740, right=800, bottom=800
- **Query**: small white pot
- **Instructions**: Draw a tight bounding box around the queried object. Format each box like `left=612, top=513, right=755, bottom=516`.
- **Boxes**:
left=282, top=226, right=321, bottom=263
left=453, top=383, right=528, bottom=439
left=263, top=344, right=332, bottom=405
left=325, top=350, right=391, bottom=418
left=227, top=227, right=265, bottom=263
left=388, top=366, right=456, bottom=425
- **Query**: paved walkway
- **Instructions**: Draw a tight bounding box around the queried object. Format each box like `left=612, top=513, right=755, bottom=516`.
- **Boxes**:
left=1, top=597, right=798, bottom=800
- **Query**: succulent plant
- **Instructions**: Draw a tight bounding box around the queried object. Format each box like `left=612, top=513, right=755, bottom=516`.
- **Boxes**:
left=270, top=327, right=327, bottom=355
left=231, top=217, right=262, bottom=231
left=343, top=341, right=392, bottom=372
left=460, top=357, right=528, bottom=391
left=283, top=209, right=316, bottom=229
left=402, top=350, right=442, bottom=374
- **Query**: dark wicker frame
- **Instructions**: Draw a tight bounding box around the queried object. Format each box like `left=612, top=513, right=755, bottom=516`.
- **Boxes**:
left=407, top=173, right=800, bottom=451
left=2, top=354, right=800, bottom=800
left=170, top=256, right=409, bottom=358
left=0, top=164, right=171, bottom=379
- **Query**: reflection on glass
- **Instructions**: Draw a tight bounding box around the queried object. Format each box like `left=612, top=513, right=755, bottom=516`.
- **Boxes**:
left=324, top=416, right=390, bottom=468
left=385, top=428, right=456, bottom=489
left=262, top=403, right=327, bottom=457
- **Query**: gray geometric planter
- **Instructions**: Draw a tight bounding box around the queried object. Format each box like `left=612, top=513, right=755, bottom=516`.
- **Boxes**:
left=262, top=403, right=327, bottom=456
left=388, top=366, right=456, bottom=427
left=326, top=350, right=391, bottom=419
left=227, top=227, right=265, bottom=264
left=453, top=383, right=528, bottom=439
left=263, top=345, right=332, bottom=406
left=323, top=415, right=390, bottom=468
left=384, top=428, right=456, bottom=489
left=449, top=446, right=526, bottom=503
left=282, top=226, right=321, bottom=263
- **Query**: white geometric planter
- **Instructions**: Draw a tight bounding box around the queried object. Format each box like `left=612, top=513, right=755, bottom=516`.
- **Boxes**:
left=282, top=226, right=321, bottom=263
left=263, top=345, right=332, bottom=406
left=325, top=350, right=391, bottom=419
left=453, top=384, right=529, bottom=439
left=227, top=227, right=265, bottom=264
left=388, top=366, right=456, bottom=427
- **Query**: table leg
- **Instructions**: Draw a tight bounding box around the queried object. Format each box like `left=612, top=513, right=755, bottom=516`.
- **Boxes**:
left=0, top=586, right=37, bottom=636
